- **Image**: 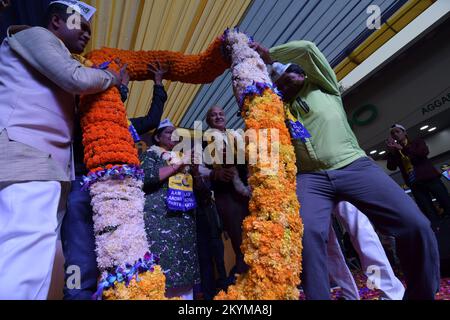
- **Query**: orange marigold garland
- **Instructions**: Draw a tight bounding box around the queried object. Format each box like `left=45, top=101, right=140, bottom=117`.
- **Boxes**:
left=86, top=37, right=230, bottom=83
left=214, top=29, right=303, bottom=300
left=80, top=37, right=230, bottom=300
left=80, top=30, right=302, bottom=300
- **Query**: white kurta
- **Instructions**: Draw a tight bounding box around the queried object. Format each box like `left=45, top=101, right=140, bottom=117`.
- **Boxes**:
left=0, top=181, right=65, bottom=299
left=328, top=202, right=405, bottom=300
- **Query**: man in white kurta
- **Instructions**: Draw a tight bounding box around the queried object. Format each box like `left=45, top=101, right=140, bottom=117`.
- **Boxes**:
left=0, top=1, right=125, bottom=299
left=328, top=202, right=405, bottom=300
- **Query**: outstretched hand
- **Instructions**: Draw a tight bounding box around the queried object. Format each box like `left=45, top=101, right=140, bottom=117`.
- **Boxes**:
left=108, top=58, right=130, bottom=88
left=148, top=61, right=169, bottom=86
left=249, top=41, right=273, bottom=64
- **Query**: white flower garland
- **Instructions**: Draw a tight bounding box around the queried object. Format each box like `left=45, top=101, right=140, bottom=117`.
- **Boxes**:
left=226, top=32, right=271, bottom=101
left=90, top=177, right=147, bottom=271
left=149, top=145, right=190, bottom=166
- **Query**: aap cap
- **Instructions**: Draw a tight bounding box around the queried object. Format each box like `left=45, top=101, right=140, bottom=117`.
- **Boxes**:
left=390, top=124, right=406, bottom=133
left=49, top=0, right=96, bottom=21
left=158, top=118, right=175, bottom=130
left=268, top=62, right=292, bottom=83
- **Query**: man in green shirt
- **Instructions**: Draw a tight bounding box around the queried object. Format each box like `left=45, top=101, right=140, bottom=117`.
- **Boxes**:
left=251, top=41, right=440, bottom=300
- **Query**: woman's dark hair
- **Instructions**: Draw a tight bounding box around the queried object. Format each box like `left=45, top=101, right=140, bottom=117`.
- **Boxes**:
left=285, top=63, right=305, bottom=76
left=152, top=127, right=166, bottom=145
left=43, top=3, right=71, bottom=27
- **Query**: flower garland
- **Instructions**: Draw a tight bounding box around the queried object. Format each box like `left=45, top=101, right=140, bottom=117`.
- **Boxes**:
left=214, top=29, right=303, bottom=300
left=93, top=252, right=160, bottom=300
left=80, top=36, right=230, bottom=300
left=81, top=29, right=301, bottom=300
left=149, top=145, right=190, bottom=166
left=80, top=89, right=140, bottom=170
left=81, top=164, right=144, bottom=191
left=86, top=36, right=230, bottom=83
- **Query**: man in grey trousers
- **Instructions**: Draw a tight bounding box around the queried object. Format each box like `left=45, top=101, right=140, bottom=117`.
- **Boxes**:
left=251, top=40, right=440, bottom=300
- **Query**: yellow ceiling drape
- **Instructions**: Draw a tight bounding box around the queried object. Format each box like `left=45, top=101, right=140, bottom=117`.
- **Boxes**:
left=83, top=0, right=251, bottom=126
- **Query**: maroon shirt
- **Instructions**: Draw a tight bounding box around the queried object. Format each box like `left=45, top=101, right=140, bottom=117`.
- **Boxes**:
left=387, top=138, right=441, bottom=186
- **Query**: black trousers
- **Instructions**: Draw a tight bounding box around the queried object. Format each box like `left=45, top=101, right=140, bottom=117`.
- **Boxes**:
left=411, top=178, right=450, bottom=225
left=215, top=190, right=250, bottom=274
left=195, top=202, right=227, bottom=300
left=60, top=176, right=98, bottom=300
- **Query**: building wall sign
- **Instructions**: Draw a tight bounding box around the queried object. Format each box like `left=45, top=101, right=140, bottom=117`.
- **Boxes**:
left=422, top=90, right=450, bottom=116
left=348, top=104, right=378, bottom=128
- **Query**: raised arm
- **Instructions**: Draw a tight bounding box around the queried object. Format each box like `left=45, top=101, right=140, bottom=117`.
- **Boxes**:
left=386, top=136, right=401, bottom=171
left=7, top=26, right=121, bottom=95
left=130, top=62, right=168, bottom=134
left=269, top=40, right=341, bottom=96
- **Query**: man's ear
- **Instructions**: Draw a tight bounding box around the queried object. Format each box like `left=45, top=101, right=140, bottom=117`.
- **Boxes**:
left=50, top=14, right=64, bottom=30
left=205, top=117, right=212, bottom=128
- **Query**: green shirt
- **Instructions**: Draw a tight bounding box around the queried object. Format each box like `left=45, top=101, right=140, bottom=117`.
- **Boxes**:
left=270, top=41, right=366, bottom=172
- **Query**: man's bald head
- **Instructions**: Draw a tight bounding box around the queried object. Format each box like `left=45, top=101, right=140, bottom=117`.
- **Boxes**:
left=206, top=106, right=226, bottom=131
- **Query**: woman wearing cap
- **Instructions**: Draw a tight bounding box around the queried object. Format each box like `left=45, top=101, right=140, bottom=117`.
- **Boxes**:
left=140, top=119, right=200, bottom=300
left=387, top=124, right=450, bottom=225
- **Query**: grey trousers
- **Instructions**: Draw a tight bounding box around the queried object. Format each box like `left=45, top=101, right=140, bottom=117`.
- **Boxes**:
left=297, top=157, right=440, bottom=300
